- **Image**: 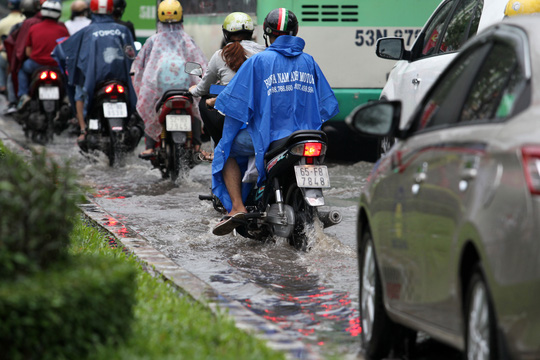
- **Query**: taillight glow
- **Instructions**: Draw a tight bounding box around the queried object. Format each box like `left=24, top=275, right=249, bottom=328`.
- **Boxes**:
left=40, top=71, right=48, bottom=80
left=105, top=85, right=114, bottom=93
left=304, top=142, right=322, bottom=157
left=49, top=71, right=57, bottom=80
left=117, top=85, right=125, bottom=93
left=522, top=146, right=540, bottom=195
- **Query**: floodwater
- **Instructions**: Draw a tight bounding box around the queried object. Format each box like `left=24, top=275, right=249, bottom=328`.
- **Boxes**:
left=1, top=112, right=460, bottom=360
left=1, top=113, right=371, bottom=359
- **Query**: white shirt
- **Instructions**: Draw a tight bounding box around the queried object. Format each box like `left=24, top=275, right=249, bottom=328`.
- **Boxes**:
left=65, top=16, right=91, bottom=35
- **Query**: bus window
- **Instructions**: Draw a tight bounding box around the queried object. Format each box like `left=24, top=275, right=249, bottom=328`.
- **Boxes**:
left=182, top=0, right=256, bottom=14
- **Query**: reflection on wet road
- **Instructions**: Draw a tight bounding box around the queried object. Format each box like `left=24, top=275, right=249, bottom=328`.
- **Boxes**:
left=0, top=113, right=461, bottom=359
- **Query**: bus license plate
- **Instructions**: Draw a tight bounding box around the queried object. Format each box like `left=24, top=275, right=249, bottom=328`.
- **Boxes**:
left=294, top=165, right=331, bottom=188
left=166, top=115, right=191, bottom=132
left=103, top=102, right=127, bottom=118
left=39, top=86, right=59, bottom=100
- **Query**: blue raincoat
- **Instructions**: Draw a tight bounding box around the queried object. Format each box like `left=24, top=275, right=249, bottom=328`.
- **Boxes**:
left=52, top=14, right=136, bottom=113
left=212, top=35, right=339, bottom=212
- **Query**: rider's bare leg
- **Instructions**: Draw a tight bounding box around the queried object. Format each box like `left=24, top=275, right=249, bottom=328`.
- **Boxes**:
left=76, top=100, right=85, bottom=141
left=223, top=157, right=248, bottom=216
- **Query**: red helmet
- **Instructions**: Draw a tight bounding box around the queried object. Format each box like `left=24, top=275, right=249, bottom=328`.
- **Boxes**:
left=90, top=0, right=113, bottom=14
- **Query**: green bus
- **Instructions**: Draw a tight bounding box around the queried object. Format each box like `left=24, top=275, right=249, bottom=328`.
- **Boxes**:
left=182, top=0, right=441, bottom=161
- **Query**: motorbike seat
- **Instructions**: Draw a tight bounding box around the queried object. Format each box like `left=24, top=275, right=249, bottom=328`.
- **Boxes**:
left=264, top=130, right=328, bottom=161
left=155, top=89, right=192, bottom=113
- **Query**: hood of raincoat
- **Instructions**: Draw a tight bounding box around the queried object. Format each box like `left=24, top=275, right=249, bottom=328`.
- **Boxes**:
left=52, top=14, right=136, bottom=113
left=267, top=35, right=305, bottom=57
left=211, top=34, right=339, bottom=212
left=130, top=22, right=208, bottom=142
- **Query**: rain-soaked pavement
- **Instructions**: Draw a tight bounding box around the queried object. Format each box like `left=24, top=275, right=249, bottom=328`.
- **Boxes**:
left=0, top=105, right=461, bottom=360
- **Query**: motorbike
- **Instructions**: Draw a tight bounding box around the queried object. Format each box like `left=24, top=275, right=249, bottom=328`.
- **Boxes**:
left=201, top=130, right=342, bottom=250
left=17, top=66, right=72, bottom=144
left=139, top=68, right=203, bottom=182
left=79, top=79, right=143, bottom=166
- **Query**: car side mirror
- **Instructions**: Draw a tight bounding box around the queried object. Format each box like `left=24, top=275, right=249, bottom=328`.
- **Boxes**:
left=345, top=100, right=402, bottom=138
left=185, top=62, right=203, bottom=77
left=376, top=38, right=405, bottom=60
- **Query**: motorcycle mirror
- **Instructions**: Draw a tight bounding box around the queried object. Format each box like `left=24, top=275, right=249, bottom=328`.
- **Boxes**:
left=185, top=62, right=203, bottom=77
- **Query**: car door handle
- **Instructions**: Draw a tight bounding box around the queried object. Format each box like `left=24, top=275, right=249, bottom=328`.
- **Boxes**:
left=460, top=168, right=478, bottom=180
left=414, top=172, right=427, bottom=183
left=412, top=78, right=421, bottom=85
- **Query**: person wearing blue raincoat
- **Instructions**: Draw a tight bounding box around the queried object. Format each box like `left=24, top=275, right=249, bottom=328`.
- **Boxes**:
left=52, top=9, right=136, bottom=141
left=211, top=8, right=339, bottom=236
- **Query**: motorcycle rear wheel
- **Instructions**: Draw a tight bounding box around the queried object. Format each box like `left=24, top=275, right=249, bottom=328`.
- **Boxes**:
left=107, top=131, right=125, bottom=167
left=170, top=142, right=187, bottom=182
left=285, top=184, right=316, bottom=251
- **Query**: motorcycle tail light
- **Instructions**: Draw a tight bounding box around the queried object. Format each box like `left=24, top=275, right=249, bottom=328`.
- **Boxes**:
left=522, top=145, right=540, bottom=195
left=291, top=142, right=325, bottom=157
left=165, top=98, right=188, bottom=109
left=49, top=71, right=57, bottom=80
left=40, top=71, right=48, bottom=80
left=117, top=85, right=125, bottom=93
left=105, top=85, right=114, bottom=93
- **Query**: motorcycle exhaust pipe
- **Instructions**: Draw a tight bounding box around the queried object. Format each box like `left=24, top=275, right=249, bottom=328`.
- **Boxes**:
left=318, top=210, right=342, bottom=228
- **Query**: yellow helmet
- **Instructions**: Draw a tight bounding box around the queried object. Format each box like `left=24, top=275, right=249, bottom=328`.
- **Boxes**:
left=504, top=0, right=540, bottom=16
left=158, top=0, right=183, bottom=23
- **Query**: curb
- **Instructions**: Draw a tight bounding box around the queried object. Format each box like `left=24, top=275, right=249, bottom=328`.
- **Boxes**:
left=79, top=198, right=321, bottom=360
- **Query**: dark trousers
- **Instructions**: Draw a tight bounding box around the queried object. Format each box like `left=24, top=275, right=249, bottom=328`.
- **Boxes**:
left=199, top=96, right=224, bottom=146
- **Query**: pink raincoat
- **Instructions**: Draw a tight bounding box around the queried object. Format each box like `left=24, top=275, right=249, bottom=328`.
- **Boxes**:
left=131, top=22, right=208, bottom=142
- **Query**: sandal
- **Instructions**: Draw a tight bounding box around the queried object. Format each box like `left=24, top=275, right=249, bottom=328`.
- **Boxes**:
left=198, top=150, right=214, bottom=162
left=139, top=148, right=154, bottom=160
left=212, top=212, right=246, bottom=236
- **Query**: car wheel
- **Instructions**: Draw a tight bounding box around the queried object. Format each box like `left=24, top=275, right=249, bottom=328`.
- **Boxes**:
left=359, top=231, right=397, bottom=359
left=465, top=266, right=498, bottom=360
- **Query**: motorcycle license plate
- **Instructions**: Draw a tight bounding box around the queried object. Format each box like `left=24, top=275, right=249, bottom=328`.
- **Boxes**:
left=39, top=86, right=59, bottom=100
left=103, top=102, right=127, bottom=118
left=294, top=165, right=330, bottom=188
left=166, top=115, right=191, bottom=132
left=89, top=119, right=99, bottom=130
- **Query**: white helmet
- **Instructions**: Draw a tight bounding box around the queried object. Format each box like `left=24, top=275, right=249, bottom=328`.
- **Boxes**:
left=41, top=0, right=62, bottom=19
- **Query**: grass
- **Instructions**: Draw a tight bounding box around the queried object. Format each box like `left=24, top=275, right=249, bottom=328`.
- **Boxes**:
left=69, top=218, right=286, bottom=360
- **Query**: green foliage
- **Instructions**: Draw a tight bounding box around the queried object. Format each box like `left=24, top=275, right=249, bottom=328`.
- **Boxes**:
left=0, top=254, right=136, bottom=360
left=0, top=149, right=83, bottom=278
left=70, top=219, right=285, bottom=360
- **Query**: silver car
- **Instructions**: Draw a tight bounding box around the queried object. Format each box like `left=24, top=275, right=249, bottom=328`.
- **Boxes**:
left=347, top=16, right=540, bottom=360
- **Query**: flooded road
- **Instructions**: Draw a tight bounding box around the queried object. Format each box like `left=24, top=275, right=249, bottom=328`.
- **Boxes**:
left=1, top=112, right=373, bottom=359
left=1, top=111, right=464, bottom=360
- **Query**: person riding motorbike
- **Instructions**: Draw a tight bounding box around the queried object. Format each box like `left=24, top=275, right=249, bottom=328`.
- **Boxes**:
left=504, top=0, right=540, bottom=16
left=16, top=0, right=68, bottom=111
left=210, top=8, right=339, bottom=236
left=131, top=0, right=207, bottom=157
left=189, top=12, right=265, bottom=156
left=112, top=0, right=135, bottom=40
left=3, top=0, right=44, bottom=113
left=52, top=0, right=139, bottom=143
left=0, top=0, right=25, bottom=99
